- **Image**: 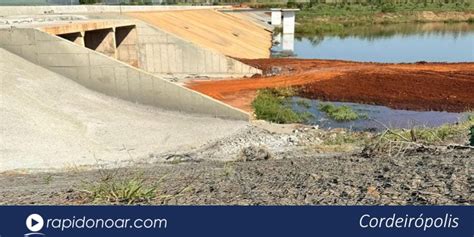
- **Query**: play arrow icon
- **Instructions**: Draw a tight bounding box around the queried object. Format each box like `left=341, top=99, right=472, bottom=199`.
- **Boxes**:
left=26, top=214, right=44, bottom=232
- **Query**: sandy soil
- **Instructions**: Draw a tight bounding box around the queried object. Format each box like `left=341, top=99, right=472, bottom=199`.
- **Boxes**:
left=127, top=10, right=272, bottom=59
left=0, top=49, right=248, bottom=172
left=187, top=59, right=474, bottom=113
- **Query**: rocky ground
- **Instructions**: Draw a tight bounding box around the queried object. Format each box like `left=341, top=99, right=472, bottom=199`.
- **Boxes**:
left=0, top=123, right=472, bottom=205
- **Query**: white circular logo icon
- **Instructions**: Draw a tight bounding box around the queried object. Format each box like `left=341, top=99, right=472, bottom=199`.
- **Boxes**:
left=26, top=214, right=44, bottom=232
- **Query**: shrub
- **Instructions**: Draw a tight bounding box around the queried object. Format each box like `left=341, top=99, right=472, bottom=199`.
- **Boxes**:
left=252, top=88, right=311, bottom=124
left=319, top=103, right=364, bottom=121
left=85, top=173, right=156, bottom=204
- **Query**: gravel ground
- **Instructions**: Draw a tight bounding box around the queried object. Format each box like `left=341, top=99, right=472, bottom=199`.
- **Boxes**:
left=0, top=133, right=471, bottom=205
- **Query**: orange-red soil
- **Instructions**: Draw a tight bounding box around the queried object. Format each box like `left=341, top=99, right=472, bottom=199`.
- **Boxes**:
left=187, top=58, right=474, bottom=113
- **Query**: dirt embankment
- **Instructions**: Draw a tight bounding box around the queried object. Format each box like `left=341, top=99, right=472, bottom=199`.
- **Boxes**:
left=187, top=59, right=474, bottom=113
left=307, top=10, right=474, bottom=25
left=401, top=10, right=474, bottom=23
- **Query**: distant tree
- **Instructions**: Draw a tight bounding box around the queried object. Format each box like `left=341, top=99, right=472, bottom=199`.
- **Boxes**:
left=287, top=0, right=296, bottom=8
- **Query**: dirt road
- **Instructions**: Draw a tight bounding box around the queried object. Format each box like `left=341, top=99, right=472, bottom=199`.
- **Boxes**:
left=187, top=59, right=474, bottom=112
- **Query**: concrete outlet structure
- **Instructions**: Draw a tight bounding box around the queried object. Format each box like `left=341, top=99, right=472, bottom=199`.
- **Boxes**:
left=270, top=8, right=282, bottom=26
left=40, top=20, right=260, bottom=78
left=282, top=9, right=299, bottom=34
left=43, top=21, right=140, bottom=67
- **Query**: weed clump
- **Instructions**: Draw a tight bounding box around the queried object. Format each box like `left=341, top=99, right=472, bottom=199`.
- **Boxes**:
left=386, top=113, right=474, bottom=144
left=252, top=88, right=312, bottom=124
left=319, top=103, right=364, bottom=121
left=85, top=172, right=156, bottom=204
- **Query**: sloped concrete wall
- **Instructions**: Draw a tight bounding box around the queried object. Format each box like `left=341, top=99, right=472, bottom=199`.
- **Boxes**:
left=136, top=23, right=261, bottom=77
left=0, top=28, right=249, bottom=120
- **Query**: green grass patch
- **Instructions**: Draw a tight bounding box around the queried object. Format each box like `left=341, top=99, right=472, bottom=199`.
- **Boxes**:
left=323, top=132, right=359, bottom=146
left=289, top=2, right=474, bottom=35
left=383, top=113, right=474, bottom=144
left=252, top=88, right=312, bottom=124
left=319, top=103, right=365, bottom=121
left=362, top=113, right=473, bottom=157
left=85, top=172, right=157, bottom=204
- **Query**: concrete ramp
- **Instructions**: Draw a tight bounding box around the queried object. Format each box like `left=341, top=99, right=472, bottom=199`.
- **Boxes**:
left=0, top=28, right=249, bottom=120
left=127, top=10, right=272, bottom=59
left=0, top=48, right=248, bottom=172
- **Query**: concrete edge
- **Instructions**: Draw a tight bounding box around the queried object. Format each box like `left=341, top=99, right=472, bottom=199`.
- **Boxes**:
left=0, top=5, right=231, bottom=16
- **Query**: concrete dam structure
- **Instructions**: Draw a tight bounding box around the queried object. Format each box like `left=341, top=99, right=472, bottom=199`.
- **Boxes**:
left=0, top=8, right=271, bottom=120
left=0, top=6, right=275, bottom=171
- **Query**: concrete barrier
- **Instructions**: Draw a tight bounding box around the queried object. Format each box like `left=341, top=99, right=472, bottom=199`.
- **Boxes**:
left=0, top=28, right=249, bottom=120
left=0, top=5, right=229, bottom=16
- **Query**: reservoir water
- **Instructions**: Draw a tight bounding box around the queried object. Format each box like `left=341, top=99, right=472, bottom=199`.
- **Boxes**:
left=272, top=22, right=474, bottom=62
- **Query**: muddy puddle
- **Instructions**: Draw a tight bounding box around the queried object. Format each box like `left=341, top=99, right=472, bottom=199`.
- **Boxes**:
left=290, top=97, right=469, bottom=131
left=272, top=22, right=474, bottom=62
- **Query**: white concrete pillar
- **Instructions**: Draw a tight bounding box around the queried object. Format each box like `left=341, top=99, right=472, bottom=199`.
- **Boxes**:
left=270, top=8, right=282, bottom=26
left=282, top=9, right=299, bottom=34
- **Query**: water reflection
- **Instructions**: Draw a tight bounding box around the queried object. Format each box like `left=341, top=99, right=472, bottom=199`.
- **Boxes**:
left=299, top=22, right=474, bottom=44
left=273, top=33, right=296, bottom=56
left=282, top=33, right=295, bottom=52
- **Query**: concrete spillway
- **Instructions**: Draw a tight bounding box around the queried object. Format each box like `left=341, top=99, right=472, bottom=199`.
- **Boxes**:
left=127, top=10, right=272, bottom=59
